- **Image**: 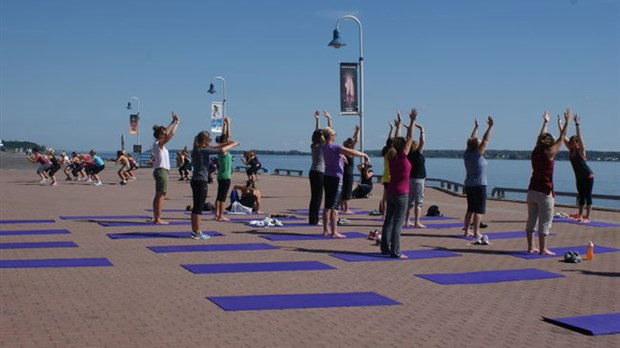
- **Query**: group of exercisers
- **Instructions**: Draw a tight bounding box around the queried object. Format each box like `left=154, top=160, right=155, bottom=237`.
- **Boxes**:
left=27, top=107, right=595, bottom=255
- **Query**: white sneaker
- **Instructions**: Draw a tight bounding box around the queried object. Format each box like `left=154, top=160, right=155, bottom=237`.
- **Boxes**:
left=94, top=181, right=102, bottom=186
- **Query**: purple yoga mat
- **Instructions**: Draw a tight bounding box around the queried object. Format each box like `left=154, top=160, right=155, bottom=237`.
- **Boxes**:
left=182, top=260, right=336, bottom=274
left=260, top=232, right=367, bottom=241
left=416, top=268, right=564, bottom=285
left=107, top=231, right=222, bottom=239
left=454, top=231, right=556, bottom=240
left=553, top=218, right=620, bottom=227
left=0, top=219, right=55, bottom=224
left=0, top=257, right=113, bottom=268
left=148, top=242, right=279, bottom=253
left=208, top=291, right=401, bottom=311
left=0, top=241, right=78, bottom=249
left=0, top=229, right=71, bottom=236
left=97, top=220, right=191, bottom=227
left=60, top=215, right=151, bottom=220
left=543, top=312, right=620, bottom=335
left=417, top=222, right=463, bottom=229
left=329, top=249, right=461, bottom=262
left=508, top=245, right=620, bottom=259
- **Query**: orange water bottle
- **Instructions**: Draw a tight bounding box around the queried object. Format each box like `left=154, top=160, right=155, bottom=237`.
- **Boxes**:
left=586, top=241, right=594, bottom=261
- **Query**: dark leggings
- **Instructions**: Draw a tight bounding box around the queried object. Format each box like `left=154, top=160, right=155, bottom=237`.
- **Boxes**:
left=308, top=170, right=324, bottom=225
left=191, top=180, right=208, bottom=214
left=576, top=177, right=594, bottom=206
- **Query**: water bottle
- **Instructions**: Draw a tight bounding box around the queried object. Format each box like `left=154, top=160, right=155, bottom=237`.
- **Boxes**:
left=586, top=241, right=594, bottom=261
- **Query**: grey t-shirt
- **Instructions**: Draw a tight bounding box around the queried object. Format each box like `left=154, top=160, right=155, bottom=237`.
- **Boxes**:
left=191, top=147, right=222, bottom=182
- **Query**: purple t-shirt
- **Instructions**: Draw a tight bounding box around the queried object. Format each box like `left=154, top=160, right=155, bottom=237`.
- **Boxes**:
left=322, top=143, right=344, bottom=178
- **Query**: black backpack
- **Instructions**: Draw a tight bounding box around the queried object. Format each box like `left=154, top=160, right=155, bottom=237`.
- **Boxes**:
left=426, top=205, right=442, bottom=217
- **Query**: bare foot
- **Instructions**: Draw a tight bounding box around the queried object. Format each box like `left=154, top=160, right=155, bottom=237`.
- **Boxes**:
left=153, top=219, right=169, bottom=225
left=322, top=231, right=330, bottom=237
left=217, top=216, right=231, bottom=222
left=405, top=221, right=414, bottom=227
left=332, top=232, right=347, bottom=239
left=581, top=218, right=590, bottom=223
left=342, top=210, right=354, bottom=215
left=528, top=248, right=540, bottom=254
left=540, top=249, right=556, bottom=256
left=414, top=223, right=427, bottom=228
left=398, top=254, right=408, bottom=259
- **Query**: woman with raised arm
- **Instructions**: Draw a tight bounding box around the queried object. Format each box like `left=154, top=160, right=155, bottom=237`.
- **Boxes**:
left=340, top=124, right=360, bottom=214
left=525, top=110, right=570, bottom=255
left=405, top=122, right=427, bottom=228
left=308, top=111, right=332, bottom=225
left=560, top=114, right=594, bottom=222
left=463, top=116, right=494, bottom=244
left=321, top=116, right=370, bottom=239
left=380, top=118, right=398, bottom=218
left=380, top=108, right=416, bottom=258
left=150, top=112, right=180, bottom=224
left=190, top=130, right=239, bottom=239
left=215, top=117, right=235, bottom=221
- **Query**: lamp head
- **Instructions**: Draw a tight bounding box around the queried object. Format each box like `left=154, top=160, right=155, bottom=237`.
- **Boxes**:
left=207, top=83, right=216, bottom=94
left=126, top=102, right=132, bottom=110
left=328, top=29, right=346, bottom=48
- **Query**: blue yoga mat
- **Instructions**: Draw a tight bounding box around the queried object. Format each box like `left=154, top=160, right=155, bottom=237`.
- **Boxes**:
left=330, top=249, right=461, bottom=262
left=416, top=268, right=564, bottom=285
left=0, top=219, right=55, bottom=224
left=97, top=220, right=191, bottom=227
left=543, top=312, right=620, bottom=336
left=60, top=215, right=151, bottom=220
left=144, top=208, right=190, bottom=212
left=0, top=241, right=78, bottom=249
left=0, top=229, right=71, bottom=236
left=260, top=232, right=367, bottom=241
left=107, top=231, right=222, bottom=239
left=509, top=245, right=620, bottom=259
left=182, top=260, right=336, bottom=274
left=208, top=291, right=401, bottom=311
left=148, top=242, right=279, bottom=253
left=0, top=257, right=113, bottom=268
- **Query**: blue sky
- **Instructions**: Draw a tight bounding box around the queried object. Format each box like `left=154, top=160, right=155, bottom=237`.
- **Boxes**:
left=1, top=0, right=619, bottom=152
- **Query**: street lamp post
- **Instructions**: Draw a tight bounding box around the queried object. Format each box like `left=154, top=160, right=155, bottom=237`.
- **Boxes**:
left=207, top=76, right=227, bottom=120
left=328, top=15, right=364, bottom=154
left=127, top=96, right=141, bottom=151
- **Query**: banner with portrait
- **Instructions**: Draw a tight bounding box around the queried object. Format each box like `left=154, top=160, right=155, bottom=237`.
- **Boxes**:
left=129, top=114, right=140, bottom=135
left=211, top=101, right=223, bottom=134
left=340, top=62, right=359, bottom=115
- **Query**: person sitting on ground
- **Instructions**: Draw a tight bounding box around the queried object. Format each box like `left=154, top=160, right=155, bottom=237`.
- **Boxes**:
left=229, top=179, right=263, bottom=214
left=351, top=161, right=374, bottom=199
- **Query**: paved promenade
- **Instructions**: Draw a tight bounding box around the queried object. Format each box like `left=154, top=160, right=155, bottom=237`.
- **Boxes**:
left=1, top=154, right=619, bottom=347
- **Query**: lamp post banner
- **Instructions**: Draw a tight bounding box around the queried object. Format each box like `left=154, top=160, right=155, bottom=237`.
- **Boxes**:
left=129, top=114, right=140, bottom=135
left=340, top=62, right=359, bottom=115
left=211, top=101, right=223, bottom=134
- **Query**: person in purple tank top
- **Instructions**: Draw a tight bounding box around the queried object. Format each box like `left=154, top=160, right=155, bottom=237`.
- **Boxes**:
left=321, top=124, right=370, bottom=239
left=525, top=110, right=570, bottom=255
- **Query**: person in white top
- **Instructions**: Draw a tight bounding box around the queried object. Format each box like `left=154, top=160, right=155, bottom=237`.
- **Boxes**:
left=149, top=112, right=180, bottom=224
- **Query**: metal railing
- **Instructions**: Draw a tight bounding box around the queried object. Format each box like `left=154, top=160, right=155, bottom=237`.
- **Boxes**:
left=491, top=187, right=620, bottom=205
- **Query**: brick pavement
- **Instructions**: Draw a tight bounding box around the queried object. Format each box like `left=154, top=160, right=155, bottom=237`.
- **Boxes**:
left=0, top=161, right=619, bottom=347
